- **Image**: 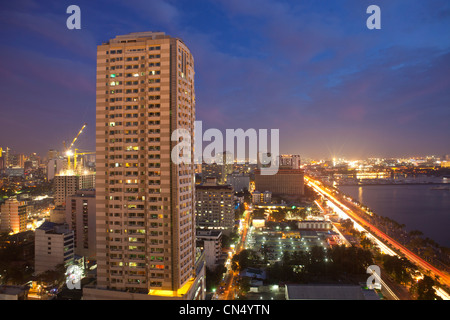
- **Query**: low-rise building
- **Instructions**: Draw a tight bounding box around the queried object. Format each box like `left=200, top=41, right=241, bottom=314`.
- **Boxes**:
left=252, top=190, right=272, bottom=204
left=285, top=284, right=380, bottom=300
left=196, top=230, right=222, bottom=270
left=0, top=285, right=29, bottom=300
left=34, top=221, right=74, bottom=275
left=298, top=220, right=333, bottom=230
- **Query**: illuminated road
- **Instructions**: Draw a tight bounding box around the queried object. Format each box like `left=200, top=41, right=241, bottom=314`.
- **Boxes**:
left=306, top=176, right=450, bottom=291
left=220, top=208, right=251, bottom=300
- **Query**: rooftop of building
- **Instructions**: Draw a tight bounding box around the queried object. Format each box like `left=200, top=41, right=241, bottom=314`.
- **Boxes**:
left=254, top=168, right=304, bottom=174
left=72, top=189, right=96, bottom=197
left=286, top=284, right=380, bottom=300
left=0, top=285, right=29, bottom=296
left=252, top=190, right=272, bottom=194
left=36, top=221, right=71, bottom=235
left=104, top=31, right=186, bottom=46
left=299, top=220, right=332, bottom=223
left=196, top=229, right=222, bottom=238
left=195, top=184, right=233, bottom=190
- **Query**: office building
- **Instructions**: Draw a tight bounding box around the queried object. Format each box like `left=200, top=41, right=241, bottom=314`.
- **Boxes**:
left=255, top=156, right=304, bottom=200
left=8, top=153, right=25, bottom=168
left=221, top=151, right=234, bottom=183
left=84, top=32, right=204, bottom=300
left=0, top=147, right=7, bottom=171
left=66, top=189, right=96, bottom=259
left=196, top=230, right=222, bottom=270
left=0, top=198, right=27, bottom=234
left=47, top=149, right=59, bottom=161
left=195, top=178, right=234, bottom=235
left=226, top=172, right=250, bottom=192
left=279, top=154, right=301, bottom=169
left=252, top=190, right=272, bottom=204
left=47, top=158, right=64, bottom=181
left=34, top=221, right=74, bottom=275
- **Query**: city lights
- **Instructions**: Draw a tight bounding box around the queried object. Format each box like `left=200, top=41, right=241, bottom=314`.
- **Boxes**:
left=0, top=0, right=448, bottom=306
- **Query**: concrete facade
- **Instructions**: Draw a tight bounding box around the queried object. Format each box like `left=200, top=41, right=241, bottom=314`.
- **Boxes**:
left=0, top=198, right=27, bottom=234
left=93, top=32, right=199, bottom=297
left=195, top=181, right=234, bottom=235
left=34, top=221, right=74, bottom=275
left=66, top=189, right=96, bottom=259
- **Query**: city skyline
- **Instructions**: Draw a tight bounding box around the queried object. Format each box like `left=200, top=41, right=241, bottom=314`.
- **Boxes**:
left=1, top=0, right=449, bottom=159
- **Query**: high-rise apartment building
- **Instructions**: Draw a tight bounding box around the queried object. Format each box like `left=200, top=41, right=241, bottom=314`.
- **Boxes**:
left=84, top=32, right=204, bottom=300
left=54, top=173, right=95, bottom=207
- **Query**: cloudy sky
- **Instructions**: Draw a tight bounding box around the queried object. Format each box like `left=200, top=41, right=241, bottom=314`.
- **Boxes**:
left=0, top=0, right=449, bottom=159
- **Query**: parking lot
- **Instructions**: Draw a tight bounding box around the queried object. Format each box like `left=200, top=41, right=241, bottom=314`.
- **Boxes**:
left=247, top=225, right=330, bottom=262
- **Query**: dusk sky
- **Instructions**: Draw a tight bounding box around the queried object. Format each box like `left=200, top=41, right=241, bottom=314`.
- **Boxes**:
left=0, top=0, right=449, bottom=160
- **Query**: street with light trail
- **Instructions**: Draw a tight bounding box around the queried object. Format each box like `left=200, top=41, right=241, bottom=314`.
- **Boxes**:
left=306, top=175, right=450, bottom=299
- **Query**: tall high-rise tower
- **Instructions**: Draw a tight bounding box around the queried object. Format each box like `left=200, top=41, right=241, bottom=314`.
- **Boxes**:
left=85, top=32, right=203, bottom=300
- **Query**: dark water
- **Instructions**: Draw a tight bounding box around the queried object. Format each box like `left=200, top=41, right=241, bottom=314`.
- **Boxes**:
left=338, top=184, right=450, bottom=248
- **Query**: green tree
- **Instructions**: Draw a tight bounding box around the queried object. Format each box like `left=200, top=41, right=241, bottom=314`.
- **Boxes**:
left=416, top=275, right=442, bottom=300
left=271, top=209, right=286, bottom=222
left=240, top=277, right=251, bottom=294
left=252, top=208, right=265, bottom=219
left=341, top=219, right=354, bottom=232
left=206, top=265, right=226, bottom=292
left=231, top=249, right=260, bottom=272
left=360, top=237, right=373, bottom=249
left=281, top=250, right=291, bottom=266
left=409, top=230, right=424, bottom=237
left=307, top=245, right=327, bottom=274
left=382, top=255, right=412, bottom=285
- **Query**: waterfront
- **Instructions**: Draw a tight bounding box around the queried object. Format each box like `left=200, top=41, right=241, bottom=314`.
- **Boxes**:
left=338, top=184, right=450, bottom=248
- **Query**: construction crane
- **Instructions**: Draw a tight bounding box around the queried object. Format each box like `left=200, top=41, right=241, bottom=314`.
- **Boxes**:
left=73, top=149, right=95, bottom=172
left=63, top=122, right=87, bottom=171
